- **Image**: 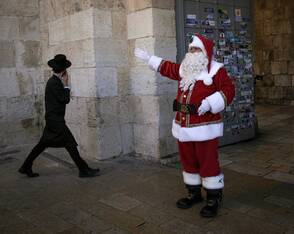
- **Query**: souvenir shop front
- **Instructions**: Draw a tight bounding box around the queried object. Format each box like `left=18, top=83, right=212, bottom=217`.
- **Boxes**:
left=175, top=0, right=257, bottom=146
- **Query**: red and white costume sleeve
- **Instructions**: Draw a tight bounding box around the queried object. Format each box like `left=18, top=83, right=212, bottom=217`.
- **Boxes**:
left=148, top=34, right=235, bottom=143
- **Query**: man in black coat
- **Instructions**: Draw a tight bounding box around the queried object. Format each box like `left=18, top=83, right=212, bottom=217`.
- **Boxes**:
left=18, top=54, right=100, bottom=178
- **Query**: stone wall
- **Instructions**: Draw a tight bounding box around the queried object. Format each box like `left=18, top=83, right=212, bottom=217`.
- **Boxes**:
left=0, top=0, right=40, bottom=150
left=126, top=0, right=177, bottom=160
left=253, top=0, right=294, bottom=105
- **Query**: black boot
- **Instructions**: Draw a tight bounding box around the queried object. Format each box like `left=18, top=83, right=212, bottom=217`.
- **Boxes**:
left=79, top=167, right=100, bottom=178
left=176, top=184, right=203, bottom=209
left=200, top=189, right=222, bottom=218
left=18, top=166, right=39, bottom=177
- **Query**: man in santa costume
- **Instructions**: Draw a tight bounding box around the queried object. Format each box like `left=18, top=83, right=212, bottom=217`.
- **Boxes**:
left=135, top=34, right=235, bottom=217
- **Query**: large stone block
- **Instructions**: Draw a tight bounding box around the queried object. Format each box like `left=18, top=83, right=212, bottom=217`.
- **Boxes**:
left=0, top=69, right=19, bottom=97
left=16, top=68, right=41, bottom=96
left=117, top=67, right=130, bottom=96
left=153, top=8, right=175, bottom=38
left=0, top=41, right=15, bottom=68
left=93, top=9, right=112, bottom=38
left=16, top=41, right=41, bottom=68
left=96, top=67, right=118, bottom=97
left=41, top=0, right=93, bottom=23
left=134, top=123, right=159, bottom=158
left=97, top=124, right=123, bottom=159
left=271, top=61, right=288, bottom=75
left=46, top=39, right=95, bottom=68
left=0, top=0, right=39, bottom=17
left=65, top=97, right=96, bottom=126
left=159, top=123, right=177, bottom=156
left=19, top=16, right=40, bottom=41
left=96, top=97, right=120, bottom=127
left=133, top=95, right=159, bottom=124
left=120, top=123, right=134, bottom=155
left=288, top=61, right=294, bottom=74
left=129, top=66, right=157, bottom=95
left=94, top=38, right=128, bottom=67
left=126, top=0, right=152, bottom=12
left=70, top=8, right=94, bottom=41
left=6, top=96, right=35, bottom=121
left=118, top=95, right=135, bottom=124
left=158, top=94, right=176, bottom=125
left=0, top=17, right=19, bottom=40
left=274, top=75, right=292, bottom=87
left=48, top=16, right=71, bottom=45
left=93, top=0, right=126, bottom=11
left=70, top=68, right=97, bottom=97
left=127, top=8, right=153, bottom=39
left=111, top=11, right=127, bottom=39
left=0, top=98, right=7, bottom=121
left=79, top=125, right=99, bottom=160
left=152, top=0, right=175, bottom=10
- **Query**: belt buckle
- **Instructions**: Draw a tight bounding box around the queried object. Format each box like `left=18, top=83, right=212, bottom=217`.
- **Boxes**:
left=181, top=105, right=187, bottom=113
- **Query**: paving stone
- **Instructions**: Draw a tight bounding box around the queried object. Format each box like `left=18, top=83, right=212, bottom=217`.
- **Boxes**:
left=224, top=162, right=272, bottom=176
left=264, top=171, right=294, bottom=184
left=223, top=200, right=254, bottom=213
left=99, top=193, right=142, bottom=211
left=264, top=195, right=294, bottom=208
left=159, top=218, right=204, bottom=234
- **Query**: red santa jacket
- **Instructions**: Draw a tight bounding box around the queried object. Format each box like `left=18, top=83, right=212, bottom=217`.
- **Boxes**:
left=147, top=34, right=235, bottom=142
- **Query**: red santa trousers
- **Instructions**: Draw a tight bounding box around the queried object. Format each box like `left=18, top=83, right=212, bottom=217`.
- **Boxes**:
left=178, top=138, right=221, bottom=179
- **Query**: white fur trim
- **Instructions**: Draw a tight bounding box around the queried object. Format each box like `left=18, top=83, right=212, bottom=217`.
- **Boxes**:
left=183, top=172, right=201, bottom=185
left=202, top=174, right=224, bottom=189
left=172, top=120, right=223, bottom=142
left=189, top=36, right=207, bottom=56
left=148, top=55, right=163, bottom=72
left=205, top=91, right=225, bottom=114
left=197, top=60, right=223, bottom=85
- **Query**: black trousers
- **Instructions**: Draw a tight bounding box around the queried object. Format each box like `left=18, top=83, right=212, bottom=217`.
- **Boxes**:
left=22, top=141, right=89, bottom=172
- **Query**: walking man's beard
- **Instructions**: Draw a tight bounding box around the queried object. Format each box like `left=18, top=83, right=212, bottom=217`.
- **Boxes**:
left=180, top=52, right=208, bottom=79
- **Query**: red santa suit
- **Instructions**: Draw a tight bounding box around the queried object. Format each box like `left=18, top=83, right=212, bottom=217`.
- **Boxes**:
left=147, top=34, right=235, bottom=190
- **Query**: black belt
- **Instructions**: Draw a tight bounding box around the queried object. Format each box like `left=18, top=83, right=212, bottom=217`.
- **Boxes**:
left=173, top=99, right=199, bottom=115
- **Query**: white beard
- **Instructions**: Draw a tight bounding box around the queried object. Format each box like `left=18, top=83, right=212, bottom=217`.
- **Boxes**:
left=179, top=52, right=209, bottom=91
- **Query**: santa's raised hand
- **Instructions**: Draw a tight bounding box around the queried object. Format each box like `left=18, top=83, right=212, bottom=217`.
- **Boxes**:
left=134, top=48, right=151, bottom=62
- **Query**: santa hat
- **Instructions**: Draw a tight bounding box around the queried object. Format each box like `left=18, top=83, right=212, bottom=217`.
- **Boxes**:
left=188, top=34, right=214, bottom=85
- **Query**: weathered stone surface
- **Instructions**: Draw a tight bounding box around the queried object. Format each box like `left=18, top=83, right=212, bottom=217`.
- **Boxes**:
left=93, top=9, right=112, bottom=38
left=274, top=75, right=292, bottom=87
left=94, top=38, right=128, bottom=67
left=97, top=125, right=123, bottom=159
left=46, top=39, right=95, bottom=68
left=0, top=16, right=19, bottom=40
left=0, top=0, right=39, bottom=17
left=0, top=69, right=19, bottom=97
left=111, top=11, right=127, bottom=39
left=96, top=67, right=118, bottom=97
left=120, top=123, right=134, bottom=154
left=70, top=68, right=97, bottom=97
left=0, top=41, right=15, bottom=68
left=153, top=8, right=175, bottom=38
left=127, top=8, right=153, bottom=39
left=271, top=61, right=288, bottom=75
left=19, top=16, right=40, bottom=41
left=126, top=0, right=152, bottom=12
left=18, top=41, right=41, bottom=68
left=129, top=67, right=157, bottom=95
left=93, top=0, right=126, bottom=11
left=99, top=193, right=142, bottom=211
left=134, top=123, right=159, bottom=157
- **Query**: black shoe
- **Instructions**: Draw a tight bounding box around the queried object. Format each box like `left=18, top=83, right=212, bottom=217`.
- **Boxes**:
left=200, top=189, right=222, bottom=218
left=176, top=184, right=203, bottom=209
left=79, top=168, right=100, bottom=178
left=18, top=167, right=39, bottom=177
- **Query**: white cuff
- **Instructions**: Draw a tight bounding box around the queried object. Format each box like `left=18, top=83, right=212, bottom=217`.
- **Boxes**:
left=148, top=55, right=163, bottom=72
left=183, top=171, right=201, bottom=185
left=205, top=91, right=225, bottom=114
left=202, top=174, right=224, bottom=189
left=64, top=86, right=71, bottom=89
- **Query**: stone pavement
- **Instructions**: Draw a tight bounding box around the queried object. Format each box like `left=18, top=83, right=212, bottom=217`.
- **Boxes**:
left=1, top=104, right=294, bottom=234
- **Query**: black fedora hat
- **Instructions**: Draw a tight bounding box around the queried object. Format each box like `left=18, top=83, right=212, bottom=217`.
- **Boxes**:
left=47, top=54, right=71, bottom=71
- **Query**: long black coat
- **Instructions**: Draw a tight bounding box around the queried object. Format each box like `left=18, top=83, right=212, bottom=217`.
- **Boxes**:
left=39, top=75, right=77, bottom=147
